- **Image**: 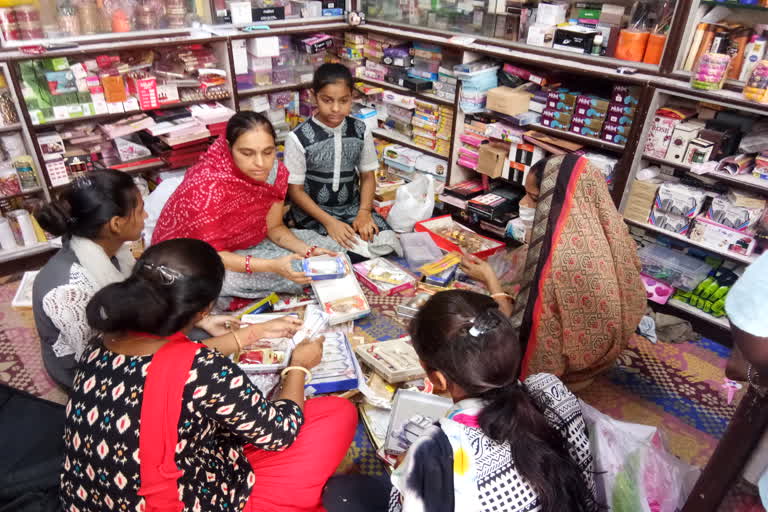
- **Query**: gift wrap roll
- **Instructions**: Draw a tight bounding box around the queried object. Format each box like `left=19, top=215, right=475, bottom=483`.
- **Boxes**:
left=0, top=216, right=16, bottom=250
left=8, top=209, right=37, bottom=246
left=616, top=30, right=650, bottom=62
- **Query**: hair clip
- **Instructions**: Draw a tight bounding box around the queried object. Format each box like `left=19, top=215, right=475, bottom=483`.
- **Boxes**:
left=142, top=262, right=184, bottom=285
left=467, top=311, right=502, bottom=338
left=99, top=306, right=108, bottom=320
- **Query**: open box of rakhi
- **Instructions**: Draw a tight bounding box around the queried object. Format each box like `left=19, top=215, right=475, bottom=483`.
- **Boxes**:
left=415, top=215, right=505, bottom=259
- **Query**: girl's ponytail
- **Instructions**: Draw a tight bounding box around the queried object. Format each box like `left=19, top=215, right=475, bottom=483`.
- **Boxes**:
left=479, top=382, right=597, bottom=512
left=410, top=290, right=599, bottom=512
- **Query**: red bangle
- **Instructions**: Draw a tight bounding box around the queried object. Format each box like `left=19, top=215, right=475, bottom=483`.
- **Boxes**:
left=305, top=245, right=317, bottom=258
left=245, top=255, right=253, bottom=274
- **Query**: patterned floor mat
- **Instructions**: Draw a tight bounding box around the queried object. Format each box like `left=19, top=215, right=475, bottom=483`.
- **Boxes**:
left=1, top=271, right=762, bottom=508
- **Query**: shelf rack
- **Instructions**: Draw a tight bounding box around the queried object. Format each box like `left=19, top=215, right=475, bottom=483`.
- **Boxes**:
left=372, top=128, right=450, bottom=159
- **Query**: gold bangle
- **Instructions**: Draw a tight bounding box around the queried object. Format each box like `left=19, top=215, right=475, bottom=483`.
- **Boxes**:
left=280, top=366, right=312, bottom=384
left=231, top=329, right=243, bottom=360
left=490, top=292, right=513, bottom=300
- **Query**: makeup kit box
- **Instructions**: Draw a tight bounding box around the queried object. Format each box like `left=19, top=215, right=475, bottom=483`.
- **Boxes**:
left=649, top=207, right=693, bottom=234
left=300, top=34, right=334, bottom=54
left=467, top=193, right=516, bottom=221
left=384, top=390, right=453, bottom=454
left=527, top=24, right=556, bottom=48
left=302, top=255, right=346, bottom=280
left=611, top=85, right=641, bottom=106
left=654, top=182, right=708, bottom=218
left=353, top=257, right=418, bottom=296
left=305, top=332, right=360, bottom=394
left=553, top=26, right=599, bottom=54
left=356, top=338, right=426, bottom=384
left=311, top=257, right=371, bottom=324
left=575, top=95, right=610, bottom=112
left=690, top=216, right=757, bottom=256
left=414, top=215, right=505, bottom=258
left=546, top=89, right=580, bottom=111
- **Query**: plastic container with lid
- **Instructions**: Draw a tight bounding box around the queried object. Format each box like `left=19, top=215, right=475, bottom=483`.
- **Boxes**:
left=399, top=231, right=443, bottom=269
left=638, top=244, right=713, bottom=292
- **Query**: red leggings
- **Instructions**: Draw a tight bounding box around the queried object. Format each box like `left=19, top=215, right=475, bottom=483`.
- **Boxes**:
left=244, top=397, right=358, bottom=512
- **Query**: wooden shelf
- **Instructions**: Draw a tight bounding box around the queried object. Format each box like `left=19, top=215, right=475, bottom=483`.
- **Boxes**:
left=52, top=161, right=173, bottom=191
left=372, top=128, right=449, bottom=159
left=0, top=187, right=44, bottom=200
left=357, top=77, right=454, bottom=106
left=625, top=217, right=758, bottom=265
left=642, top=154, right=768, bottom=194
left=529, top=123, right=625, bottom=153
left=0, top=241, right=55, bottom=264
left=0, top=123, right=21, bottom=134
left=237, top=82, right=312, bottom=98
left=667, top=298, right=731, bottom=330
left=30, top=98, right=230, bottom=130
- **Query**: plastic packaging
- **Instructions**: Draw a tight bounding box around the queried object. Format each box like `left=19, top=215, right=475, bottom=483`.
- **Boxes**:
left=638, top=245, right=712, bottom=292
left=0, top=216, right=16, bottom=250
left=399, top=231, right=443, bottom=268
left=743, top=60, right=768, bottom=103
left=691, top=53, right=731, bottom=91
left=302, top=255, right=346, bottom=281
left=7, top=209, right=37, bottom=246
left=387, top=174, right=436, bottom=233
left=0, top=165, right=21, bottom=197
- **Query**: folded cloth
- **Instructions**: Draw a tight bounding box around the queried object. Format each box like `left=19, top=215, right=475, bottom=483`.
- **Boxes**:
left=348, top=230, right=403, bottom=259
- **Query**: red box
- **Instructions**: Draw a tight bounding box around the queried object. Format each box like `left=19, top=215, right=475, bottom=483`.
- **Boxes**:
left=127, top=75, right=159, bottom=110
left=414, top=215, right=505, bottom=259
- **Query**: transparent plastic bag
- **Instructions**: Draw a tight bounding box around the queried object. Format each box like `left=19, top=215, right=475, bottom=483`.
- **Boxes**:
left=580, top=401, right=700, bottom=512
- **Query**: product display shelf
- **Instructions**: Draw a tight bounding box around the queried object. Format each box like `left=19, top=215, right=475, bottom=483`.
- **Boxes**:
left=643, top=154, right=768, bottom=194
left=625, top=217, right=757, bottom=265
left=28, top=98, right=231, bottom=130
left=0, top=28, right=196, bottom=50
left=372, top=127, right=449, bottom=158
left=0, top=123, right=22, bottom=134
left=357, top=77, right=454, bottom=107
left=237, top=82, right=312, bottom=99
left=667, top=297, right=731, bottom=330
left=529, top=123, right=626, bottom=153
left=0, top=33, right=228, bottom=62
left=355, top=23, right=661, bottom=79
left=701, top=0, right=768, bottom=10
left=655, top=81, right=768, bottom=117
left=219, top=21, right=351, bottom=40
left=0, top=187, right=44, bottom=200
left=0, top=241, right=54, bottom=264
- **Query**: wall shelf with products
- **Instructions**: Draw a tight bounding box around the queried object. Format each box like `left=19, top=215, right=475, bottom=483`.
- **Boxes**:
left=357, top=77, right=455, bottom=107
left=667, top=297, right=731, bottom=329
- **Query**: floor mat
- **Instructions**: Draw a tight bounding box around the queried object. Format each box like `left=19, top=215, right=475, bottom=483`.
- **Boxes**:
left=2, top=271, right=762, bottom=509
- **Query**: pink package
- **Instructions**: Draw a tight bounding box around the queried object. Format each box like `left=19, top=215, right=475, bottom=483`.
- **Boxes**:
left=640, top=274, right=674, bottom=304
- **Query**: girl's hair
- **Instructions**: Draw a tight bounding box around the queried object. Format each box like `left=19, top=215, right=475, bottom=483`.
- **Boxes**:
left=531, top=158, right=546, bottom=189
left=35, top=169, right=138, bottom=239
left=226, top=111, right=277, bottom=146
left=410, top=290, right=598, bottom=512
left=312, top=63, right=354, bottom=93
left=86, top=238, right=225, bottom=336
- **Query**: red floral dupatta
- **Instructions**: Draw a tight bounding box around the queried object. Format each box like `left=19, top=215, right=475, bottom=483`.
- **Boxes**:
left=152, top=137, right=289, bottom=252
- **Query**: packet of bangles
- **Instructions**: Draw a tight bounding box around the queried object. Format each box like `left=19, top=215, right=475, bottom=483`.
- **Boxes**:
left=302, top=255, right=347, bottom=280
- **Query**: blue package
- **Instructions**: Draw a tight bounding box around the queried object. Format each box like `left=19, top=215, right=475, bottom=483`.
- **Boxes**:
left=424, top=264, right=458, bottom=286
left=305, top=332, right=359, bottom=394
left=302, top=255, right=346, bottom=280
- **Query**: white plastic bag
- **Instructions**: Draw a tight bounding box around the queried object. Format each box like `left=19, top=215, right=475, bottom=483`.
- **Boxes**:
left=579, top=401, right=700, bottom=512
left=387, top=175, right=435, bottom=233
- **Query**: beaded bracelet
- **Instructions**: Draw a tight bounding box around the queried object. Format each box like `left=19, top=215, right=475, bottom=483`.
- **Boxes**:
left=305, top=245, right=318, bottom=258
left=245, top=255, right=253, bottom=274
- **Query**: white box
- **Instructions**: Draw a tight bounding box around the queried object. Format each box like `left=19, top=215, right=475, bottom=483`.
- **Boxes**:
left=46, top=159, right=70, bottom=187
left=92, top=94, right=109, bottom=115
left=123, top=97, right=140, bottom=112
left=690, top=216, right=757, bottom=256
left=247, top=36, right=280, bottom=58
left=664, top=121, right=705, bottom=163
left=230, top=1, right=253, bottom=24
left=232, top=40, right=248, bottom=75
left=537, top=2, right=568, bottom=25
left=107, top=102, right=125, bottom=114
left=527, top=24, right=556, bottom=48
